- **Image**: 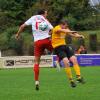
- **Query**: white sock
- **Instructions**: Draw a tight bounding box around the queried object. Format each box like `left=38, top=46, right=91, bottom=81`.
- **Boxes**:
left=55, top=61, right=61, bottom=71
left=35, top=81, right=39, bottom=85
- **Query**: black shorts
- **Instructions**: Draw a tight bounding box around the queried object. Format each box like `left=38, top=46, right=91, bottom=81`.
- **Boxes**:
left=54, top=45, right=75, bottom=61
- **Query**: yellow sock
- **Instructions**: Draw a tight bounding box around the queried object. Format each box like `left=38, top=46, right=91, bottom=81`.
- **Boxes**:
left=73, top=64, right=81, bottom=77
left=65, top=67, right=73, bottom=80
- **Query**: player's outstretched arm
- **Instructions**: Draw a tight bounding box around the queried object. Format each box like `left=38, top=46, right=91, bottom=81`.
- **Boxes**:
left=69, top=32, right=84, bottom=38
left=15, top=24, right=27, bottom=39
left=55, top=28, right=77, bottom=34
left=55, top=28, right=84, bottom=39
left=65, top=28, right=84, bottom=38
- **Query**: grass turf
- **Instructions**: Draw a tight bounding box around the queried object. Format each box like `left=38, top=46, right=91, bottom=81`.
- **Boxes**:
left=0, top=67, right=100, bottom=100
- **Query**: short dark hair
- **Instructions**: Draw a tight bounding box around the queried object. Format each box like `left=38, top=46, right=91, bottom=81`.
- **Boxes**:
left=37, top=9, right=46, bottom=15
left=59, top=20, right=68, bottom=25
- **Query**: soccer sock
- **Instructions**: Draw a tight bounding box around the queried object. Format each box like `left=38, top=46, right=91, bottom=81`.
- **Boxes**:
left=73, top=64, right=81, bottom=78
left=33, top=64, right=39, bottom=81
left=65, top=67, right=73, bottom=80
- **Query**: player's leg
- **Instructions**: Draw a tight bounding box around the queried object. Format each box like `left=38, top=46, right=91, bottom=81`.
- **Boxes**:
left=69, top=56, right=85, bottom=84
left=70, top=56, right=81, bottom=76
left=54, top=45, right=76, bottom=87
left=63, top=57, right=76, bottom=87
left=34, top=40, right=44, bottom=90
left=34, top=56, right=40, bottom=90
left=66, top=45, right=85, bottom=84
left=66, top=45, right=81, bottom=77
left=45, top=39, right=61, bottom=71
left=44, top=38, right=53, bottom=52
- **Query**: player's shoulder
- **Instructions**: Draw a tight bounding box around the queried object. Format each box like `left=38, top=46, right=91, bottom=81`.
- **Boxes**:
left=28, top=15, right=43, bottom=19
left=30, top=15, right=41, bottom=18
left=53, top=25, right=60, bottom=30
left=55, top=25, right=60, bottom=28
left=35, top=15, right=44, bottom=19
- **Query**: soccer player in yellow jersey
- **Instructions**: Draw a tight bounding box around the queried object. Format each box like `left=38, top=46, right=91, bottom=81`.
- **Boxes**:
left=52, top=20, right=85, bottom=87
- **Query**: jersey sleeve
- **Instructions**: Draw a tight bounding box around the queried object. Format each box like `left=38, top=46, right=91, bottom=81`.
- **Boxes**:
left=53, top=26, right=60, bottom=33
left=25, top=16, right=35, bottom=25
left=48, top=22, right=53, bottom=30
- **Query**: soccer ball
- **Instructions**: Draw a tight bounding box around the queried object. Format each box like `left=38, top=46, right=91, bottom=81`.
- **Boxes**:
left=38, top=21, right=48, bottom=31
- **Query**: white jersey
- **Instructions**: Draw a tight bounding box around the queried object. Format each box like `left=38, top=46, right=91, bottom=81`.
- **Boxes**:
left=25, top=15, right=53, bottom=41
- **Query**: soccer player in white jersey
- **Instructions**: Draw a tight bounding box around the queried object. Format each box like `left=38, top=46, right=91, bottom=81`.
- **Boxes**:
left=16, top=9, right=53, bottom=90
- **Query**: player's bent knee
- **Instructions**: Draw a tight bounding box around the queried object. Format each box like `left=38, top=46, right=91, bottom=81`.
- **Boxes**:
left=63, top=57, right=70, bottom=66
left=63, top=57, right=69, bottom=62
left=70, top=56, right=78, bottom=64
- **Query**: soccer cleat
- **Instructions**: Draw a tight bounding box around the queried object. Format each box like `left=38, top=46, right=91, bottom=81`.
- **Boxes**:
left=77, top=77, right=85, bottom=84
left=35, top=84, right=39, bottom=90
left=35, top=81, right=39, bottom=90
left=70, top=80, right=76, bottom=88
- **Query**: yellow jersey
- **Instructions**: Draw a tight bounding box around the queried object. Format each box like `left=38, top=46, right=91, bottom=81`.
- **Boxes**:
left=52, top=25, right=67, bottom=48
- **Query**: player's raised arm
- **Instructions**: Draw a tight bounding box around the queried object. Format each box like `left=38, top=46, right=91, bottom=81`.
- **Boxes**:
left=55, top=28, right=77, bottom=34
left=54, top=20, right=77, bottom=34
left=68, top=31, right=85, bottom=38
left=54, top=20, right=84, bottom=39
left=15, top=23, right=27, bottom=39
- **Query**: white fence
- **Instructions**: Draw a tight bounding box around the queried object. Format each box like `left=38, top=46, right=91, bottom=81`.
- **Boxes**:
left=0, top=55, right=53, bottom=69
left=0, top=54, right=100, bottom=69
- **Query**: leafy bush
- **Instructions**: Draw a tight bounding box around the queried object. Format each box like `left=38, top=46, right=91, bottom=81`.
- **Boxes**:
left=63, top=14, right=77, bottom=29
left=9, top=35, right=24, bottom=55
left=75, top=17, right=96, bottom=30
left=0, top=27, right=24, bottom=55
left=89, top=33, right=97, bottom=52
left=0, top=33, right=8, bottom=50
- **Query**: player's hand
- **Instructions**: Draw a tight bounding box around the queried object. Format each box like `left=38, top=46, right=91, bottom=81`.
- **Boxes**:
left=80, top=35, right=85, bottom=39
left=15, top=34, right=20, bottom=40
left=72, top=31, right=77, bottom=33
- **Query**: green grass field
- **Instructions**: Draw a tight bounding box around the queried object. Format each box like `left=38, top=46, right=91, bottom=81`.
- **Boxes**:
left=0, top=67, right=100, bottom=100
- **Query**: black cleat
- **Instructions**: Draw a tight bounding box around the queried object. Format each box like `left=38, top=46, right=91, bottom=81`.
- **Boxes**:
left=70, top=80, right=76, bottom=88
left=35, top=84, right=39, bottom=90
left=77, top=77, right=85, bottom=84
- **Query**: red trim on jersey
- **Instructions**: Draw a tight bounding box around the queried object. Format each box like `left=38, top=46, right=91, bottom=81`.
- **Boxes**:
left=36, top=22, right=38, bottom=29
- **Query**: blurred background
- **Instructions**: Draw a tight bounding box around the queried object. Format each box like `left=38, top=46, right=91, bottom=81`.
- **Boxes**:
left=0, top=0, right=100, bottom=56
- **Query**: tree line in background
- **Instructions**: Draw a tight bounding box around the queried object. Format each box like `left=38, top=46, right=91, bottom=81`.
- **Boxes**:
left=0, top=0, right=100, bottom=56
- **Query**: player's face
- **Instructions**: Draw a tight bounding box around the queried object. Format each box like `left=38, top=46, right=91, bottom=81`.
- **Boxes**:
left=62, top=24, right=68, bottom=29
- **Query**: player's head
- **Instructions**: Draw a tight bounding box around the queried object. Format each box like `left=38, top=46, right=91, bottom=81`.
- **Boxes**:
left=59, top=20, right=69, bottom=29
left=37, top=9, right=47, bottom=18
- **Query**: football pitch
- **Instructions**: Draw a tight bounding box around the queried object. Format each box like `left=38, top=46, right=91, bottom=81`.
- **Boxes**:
left=0, top=67, right=100, bottom=100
